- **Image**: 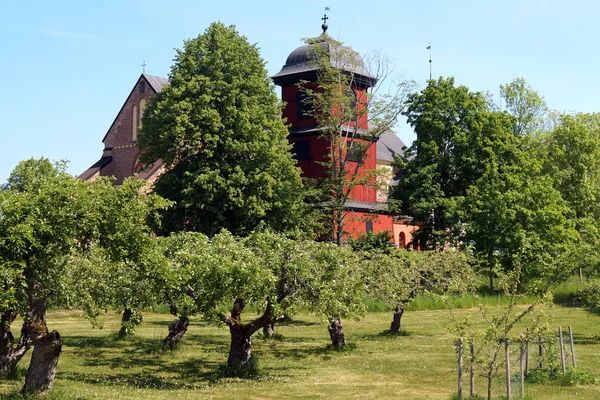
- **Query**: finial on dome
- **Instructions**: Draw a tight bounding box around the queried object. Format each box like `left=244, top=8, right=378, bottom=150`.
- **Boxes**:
left=322, top=7, right=329, bottom=33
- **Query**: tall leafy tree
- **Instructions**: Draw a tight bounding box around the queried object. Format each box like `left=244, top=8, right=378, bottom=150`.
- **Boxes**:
left=395, top=77, right=504, bottom=249
left=138, top=22, right=308, bottom=236
left=499, top=77, right=548, bottom=136
left=464, top=144, right=576, bottom=292
left=539, top=113, right=600, bottom=277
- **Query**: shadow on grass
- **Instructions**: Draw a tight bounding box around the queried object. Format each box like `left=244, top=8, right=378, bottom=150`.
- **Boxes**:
left=61, top=355, right=275, bottom=390
left=351, top=330, right=410, bottom=342
left=0, top=366, right=27, bottom=381
left=267, top=342, right=358, bottom=361
left=572, top=333, right=600, bottom=346
left=57, top=331, right=360, bottom=391
left=275, top=318, right=320, bottom=327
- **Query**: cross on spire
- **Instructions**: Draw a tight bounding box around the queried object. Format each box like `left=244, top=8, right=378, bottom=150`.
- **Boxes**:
left=142, top=60, right=147, bottom=74
left=321, top=7, right=330, bottom=32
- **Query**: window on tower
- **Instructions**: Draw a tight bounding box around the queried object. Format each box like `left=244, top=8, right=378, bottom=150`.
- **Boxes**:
left=292, top=140, right=311, bottom=161
left=297, top=90, right=313, bottom=120
left=345, top=87, right=358, bottom=121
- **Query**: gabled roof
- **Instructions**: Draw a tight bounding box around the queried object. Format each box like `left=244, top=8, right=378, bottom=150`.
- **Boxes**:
left=376, top=130, right=407, bottom=163
left=101, top=73, right=169, bottom=143
left=144, top=74, right=169, bottom=92
left=78, top=156, right=112, bottom=181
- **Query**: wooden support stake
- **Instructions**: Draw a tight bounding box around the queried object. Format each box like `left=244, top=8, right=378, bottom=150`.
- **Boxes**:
left=538, top=336, right=543, bottom=368
left=569, top=325, right=577, bottom=369
left=525, top=340, right=529, bottom=377
left=505, top=339, right=512, bottom=400
left=470, top=342, right=475, bottom=398
left=457, top=337, right=463, bottom=399
left=519, top=336, right=525, bottom=399
left=558, top=326, right=566, bottom=374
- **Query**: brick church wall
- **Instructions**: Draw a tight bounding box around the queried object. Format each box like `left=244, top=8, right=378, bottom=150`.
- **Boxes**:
left=100, top=77, right=157, bottom=184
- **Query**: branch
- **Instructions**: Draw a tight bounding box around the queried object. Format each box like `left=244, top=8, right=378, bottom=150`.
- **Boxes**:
left=246, top=298, right=276, bottom=336
left=219, top=312, right=235, bottom=327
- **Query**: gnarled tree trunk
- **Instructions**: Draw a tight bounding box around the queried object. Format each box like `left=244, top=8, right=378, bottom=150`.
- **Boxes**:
left=220, top=298, right=275, bottom=367
left=118, top=308, right=142, bottom=338
left=328, top=318, right=346, bottom=350
left=0, top=310, right=32, bottom=376
left=389, top=305, right=405, bottom=333
left=22, top=298, right=62, bottom=395
left=262, top=323, right=275, bottom=338
left=163, top=316, right=189, bottom=349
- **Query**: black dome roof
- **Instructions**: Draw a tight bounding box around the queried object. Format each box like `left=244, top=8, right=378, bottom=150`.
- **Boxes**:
left=272, top=34, right=376, bottom=87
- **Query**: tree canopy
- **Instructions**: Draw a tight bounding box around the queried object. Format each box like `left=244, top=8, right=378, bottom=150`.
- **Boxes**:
left=0, top=158, right=168, bottom=393
left=395, top=77, right=505, bottom=249
left=138, top=22, right=308, bottom=236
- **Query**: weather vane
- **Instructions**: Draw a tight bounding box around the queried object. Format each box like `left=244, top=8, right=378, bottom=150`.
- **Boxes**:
left=426, top=43, right=432, bottom=80
left=142, top=60, right=147, bottom=74
left=322, top=7, right=330, bottom=32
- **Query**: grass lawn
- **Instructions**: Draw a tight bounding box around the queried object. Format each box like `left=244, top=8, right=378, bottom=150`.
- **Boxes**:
left=1, top=304, right=599, bottom=399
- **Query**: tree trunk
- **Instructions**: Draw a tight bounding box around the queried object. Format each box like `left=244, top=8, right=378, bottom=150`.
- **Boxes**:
left=0, top=311, right=32, bottom=376
left=163, top=316, right=189, bottom=349
left=328, top=318, right=346, bottom=350
left=390, top=305, right=405, bottom=333
left=262, top=323, right=275, bottom=338
left=489, top=269, right=494, bottom=295
left=228, top=324, right=253, bottom=367
left=22, top=331, right=61, bottom=395
left=118, top=308, right=141, bottom=338
left=220, top=298, right=275, bottom=368
left=22, top=297, right=62, bottom=395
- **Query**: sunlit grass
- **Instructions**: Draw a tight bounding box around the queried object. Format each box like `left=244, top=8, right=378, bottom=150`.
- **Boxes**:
left=1, top=305, right=599, bottom=399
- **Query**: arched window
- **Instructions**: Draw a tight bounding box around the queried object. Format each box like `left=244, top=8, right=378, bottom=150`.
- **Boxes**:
left=399, top=232, right=406, bottom=249
left=139, top=98, right=146, bottom=127
left=132, top=153, right=145, bottom=174
left=132, top=105, right=138, bottom=141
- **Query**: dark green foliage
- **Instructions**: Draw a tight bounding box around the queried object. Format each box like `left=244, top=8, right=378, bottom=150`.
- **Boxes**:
left=396, top=77, right=576, bottom=290
left=138, top=22, right=308, bottom=236
left=348, top=231, right=394, bottom=253
left=396, top=77, right=505, bottom=249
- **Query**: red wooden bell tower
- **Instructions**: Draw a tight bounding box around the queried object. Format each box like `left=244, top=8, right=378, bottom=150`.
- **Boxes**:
left=272, top=21, right=396, bottom=242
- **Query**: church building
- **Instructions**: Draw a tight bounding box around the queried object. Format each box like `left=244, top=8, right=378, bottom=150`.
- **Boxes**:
left=80, top=22, right=416, bottom=247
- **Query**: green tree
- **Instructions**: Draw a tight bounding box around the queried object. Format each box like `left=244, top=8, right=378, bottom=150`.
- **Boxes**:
left=447, top=266, right=551, bottom=400
left=499, top=77, right=548, bottom=136
left=540, top=113, right=600, bottom=275
left=366, top=249, right=475, bottom=333
left=464, top=146, right=576, bottom=292
left=303, top=241, right=366, bottom=349
left=299, top=34, right=415, bottom=246
left=395, top=77, right=504, bottom=249
left=138, top=22, right=308, bottom=237
left=0, top=159, right=167, bottom=394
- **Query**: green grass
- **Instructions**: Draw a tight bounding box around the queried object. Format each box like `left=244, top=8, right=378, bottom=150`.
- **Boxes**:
left=553, top=276, right=588, bottom=304
left=1, top=305, right=599, bottom=399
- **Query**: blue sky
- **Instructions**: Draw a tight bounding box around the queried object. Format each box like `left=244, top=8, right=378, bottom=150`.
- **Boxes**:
left=1, top=0, right=599, bottom=182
